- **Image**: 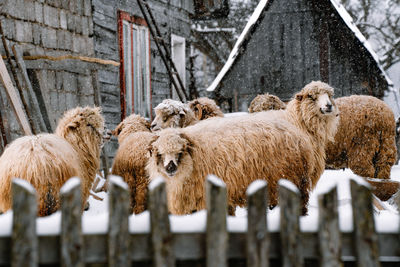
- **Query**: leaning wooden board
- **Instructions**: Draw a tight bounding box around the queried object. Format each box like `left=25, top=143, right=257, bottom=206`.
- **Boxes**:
left=0, top=54, right=32, bottom=135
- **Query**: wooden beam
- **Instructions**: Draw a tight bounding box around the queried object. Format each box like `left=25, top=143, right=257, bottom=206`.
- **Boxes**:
left=0, top=54, right=32, bottom=135
left=12, top=45, right=48, bottom=133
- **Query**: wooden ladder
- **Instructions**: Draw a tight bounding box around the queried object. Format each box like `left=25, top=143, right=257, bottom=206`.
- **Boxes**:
left=136, top=0, right=189, bottom=102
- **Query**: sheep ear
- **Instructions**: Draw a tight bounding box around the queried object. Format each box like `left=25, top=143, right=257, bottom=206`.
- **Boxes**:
left=295, top=93, right=303, bottom=101
left=67, top=121, right=79, bottom=130
left=147, top=135, right=159, bottom=156
left=179, top=133, right=194, bottom=154
left=112, top=122, right=123, bottom=136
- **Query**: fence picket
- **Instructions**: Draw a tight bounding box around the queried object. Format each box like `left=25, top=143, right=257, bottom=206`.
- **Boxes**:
left=108, top=175, right=131, bottom=266
left=246, top=180, right=269, bottom=267
left=350, top=179, right=380, bottom=267
left=11, top=178, right=38, bottom=267
left=279, top=179, right=303, bottom=267
left=149, top=177, right=175, bottom=267
left=206, top=175, right=228, bottom=267
left=60, top=177, right=84, bottom=267
left=318, top=186, right=343, bottom=267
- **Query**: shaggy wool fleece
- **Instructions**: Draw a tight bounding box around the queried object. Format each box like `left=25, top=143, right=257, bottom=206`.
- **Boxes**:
left=248, top=93, right=287, bottom=113
left=150, top=99, right=198, bottom=131
left=0, top=106, right=104, bottom=216
left=112, top=114, right=151, bottom=143
left=188, top=97, right=224, bottom=120
left=147, top=81, right=339, bottom=215
left=111, top=114, right=154, bottom=213
left=326, top=95, right=397, bottom=180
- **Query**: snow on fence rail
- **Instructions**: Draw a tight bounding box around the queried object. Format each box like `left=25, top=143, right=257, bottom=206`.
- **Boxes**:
left=0, top=175, right=399, bottom=266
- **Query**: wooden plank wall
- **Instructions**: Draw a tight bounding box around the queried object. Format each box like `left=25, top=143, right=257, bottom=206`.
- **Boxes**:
left=218, top=0, right=389, bottom=112
left=92, top=0, right=195, bottom=157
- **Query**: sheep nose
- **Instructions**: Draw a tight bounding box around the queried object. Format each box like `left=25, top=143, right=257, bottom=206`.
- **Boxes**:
left=326, top=103, right=332, bottom=112
left=166, top=161, right=177, bottom=174
left=150, top=123, right=158, bottom=131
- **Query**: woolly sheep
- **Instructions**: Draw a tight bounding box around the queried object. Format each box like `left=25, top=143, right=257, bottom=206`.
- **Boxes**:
left=147, top=81, right=339, bottom=215
left=188, top=97, right=224, bottom=120
left=325, top=95, right=397, bottom=181
left=248, top=93, right=287, bottom=113
left=150, top=99, right=198, bottom=131
left=111, top=114, right=154, bottom=213
left=248, top=93, right=397, bottom=182
left=0, top=106, right=105, bottom=216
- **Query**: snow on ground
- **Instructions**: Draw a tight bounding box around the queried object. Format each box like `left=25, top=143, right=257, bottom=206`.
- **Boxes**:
left=82, top=166, right=400, bottom=234
left=0, top=166, right=399, bottom=236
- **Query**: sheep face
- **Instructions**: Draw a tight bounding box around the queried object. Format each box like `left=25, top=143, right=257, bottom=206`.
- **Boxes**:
left=148, top=129, right=193, bottom=180
left=151, top=99, right=193, bottom=131
left=295, top=81, right=337, bottom=117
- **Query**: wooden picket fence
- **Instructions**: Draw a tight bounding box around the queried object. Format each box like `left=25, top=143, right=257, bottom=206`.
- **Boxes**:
left=0, top=175, right=399, bottom=267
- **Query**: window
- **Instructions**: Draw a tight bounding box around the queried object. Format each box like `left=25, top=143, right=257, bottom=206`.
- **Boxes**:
left=171, top=34, right=186, bottom=100
left=118, top=11, right=152, bottom=119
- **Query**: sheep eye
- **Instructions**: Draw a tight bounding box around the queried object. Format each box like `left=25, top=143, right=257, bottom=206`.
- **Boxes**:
left=177, top=152, right=183, bottom=161
left=162, top=117, right=167, bottom=122
left=156, top=153, right=162, bottom=162
left=307, top=95, right=315, bottom=101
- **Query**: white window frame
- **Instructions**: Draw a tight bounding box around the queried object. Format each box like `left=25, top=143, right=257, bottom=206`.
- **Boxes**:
left=171, top=34, right=186, bottom=100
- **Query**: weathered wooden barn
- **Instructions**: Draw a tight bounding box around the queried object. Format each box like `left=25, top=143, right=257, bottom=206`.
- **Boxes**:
left=207, top=0, right=394, bottom=112
left=0, top=0, right=228, bottom=157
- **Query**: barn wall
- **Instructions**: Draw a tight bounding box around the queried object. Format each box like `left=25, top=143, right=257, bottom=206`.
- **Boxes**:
left=217, top=0, right=389, bottom=112
left=0, top=0, right=96, bottom=139
left=316, top=0, right=387, bottom=99
left=219, top=0, right=321, bottom=112
left=92, top=0, right=195, bottom=156
left=93, top=0, right=194, bottom=125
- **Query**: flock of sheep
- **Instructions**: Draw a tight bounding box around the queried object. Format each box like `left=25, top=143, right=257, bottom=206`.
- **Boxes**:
left=0, top=80, right=397, bottom=217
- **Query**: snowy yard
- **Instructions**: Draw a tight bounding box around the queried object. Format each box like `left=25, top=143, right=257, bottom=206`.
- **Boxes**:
left=76, top=166, right=400, bottom=235
left=0, top=166, right=399, bottom=236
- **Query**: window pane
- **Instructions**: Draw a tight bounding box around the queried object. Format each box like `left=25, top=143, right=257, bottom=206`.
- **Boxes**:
left=133, top=26, right=140, bottom=115
left=123, top=22, right=133, bottom=115
left=122, top=19, right=151, bottom=119
left=141, top=28, right=151, bottom=118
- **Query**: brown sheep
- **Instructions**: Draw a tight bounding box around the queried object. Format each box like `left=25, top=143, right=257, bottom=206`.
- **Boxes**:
left=188, top=97, right=224, bottom=120
left=325, top=95, right=397, bottom=181
left=396, top=116, right=400, bottom=164
left=248, top=93, right=397, bottom=180
left=0, top=106, right=104, bottom=216
left=111, top=114, right=154, bottom=213
left=150, top=99, right=198, bottom=131
left=147, top=81, right=339, bottom=215
left=248, top=93, right=287, bottom=113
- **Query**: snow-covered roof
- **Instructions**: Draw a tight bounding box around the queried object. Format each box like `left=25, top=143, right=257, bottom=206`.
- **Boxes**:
left=207, top=0, right=393, bottom=92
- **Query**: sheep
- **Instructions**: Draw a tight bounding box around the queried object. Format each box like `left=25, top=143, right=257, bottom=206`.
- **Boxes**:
left=147, top=81, right=339, bottom=215
left=111, top=114, right=154, bottom=213
left=150, top=99, right=198, bottom=131
left=325, top=95, right=397, bottom=180
left=248, top=93, right=397, bottom=180
left=188, top=97, right=224, bottom=120
left=0, top=106, right=105, bottom=216
left=395, top=116, right=400, bottom=164
left=248, top=93, right=287, bottom=113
